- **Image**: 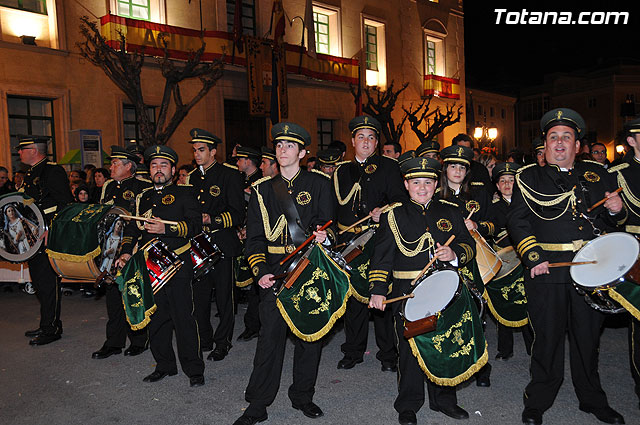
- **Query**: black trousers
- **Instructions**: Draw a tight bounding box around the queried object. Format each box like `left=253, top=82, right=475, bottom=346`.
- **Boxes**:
left=244, top=288, right=322, bottom=417
left=630, top=317, right=640, bottom=400
left=524, top=266, right=608, bottom=412
left=497, top=322, right=533, bottom=355
left=393, top=314, right=457, bottom=413
left=148, top=266, right=204, bottom=377
left=104, top=283, right=148, bottom=348
left=193, top=256, right=234, bottom=349
left=243, top=281, right=261, bottom=332
left=28, top=251, right=62, bottom=334
left=341, top=297, right=397, bottom=363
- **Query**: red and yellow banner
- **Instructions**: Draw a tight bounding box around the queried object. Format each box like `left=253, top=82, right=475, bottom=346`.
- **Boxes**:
left=99, top=15, right=359, bottom=85
left=424, top=75, right=460, bottom=99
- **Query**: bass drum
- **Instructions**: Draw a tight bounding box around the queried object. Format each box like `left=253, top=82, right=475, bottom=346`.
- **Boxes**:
left=0, top=192, right=47, bottom=263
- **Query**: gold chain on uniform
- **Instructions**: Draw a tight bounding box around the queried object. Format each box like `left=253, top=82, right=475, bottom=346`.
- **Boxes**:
left=617, top=172, right=640, bottom=217
left=333, top=173, right=361, bottom=206
left=516, top=172, right=577, bottom=221
left=254, top=184, right=287, bottom=242
left=387, top=208, right=435, bottom=257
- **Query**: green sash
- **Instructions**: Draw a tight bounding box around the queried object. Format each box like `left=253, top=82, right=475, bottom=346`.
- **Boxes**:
left=610, top=281, right=640, bottom=321
left=459, top=258, right=486, bottom=297
left=346, top=233, right=377, bottom=303
left=277, top=244, right=352, bottom=342
left=408, top=284, right=488, bottom=386
left=47, top=203, right=113, bottom=262
left=235, top=252, right=253, bottom=288
left=484, top=263, right=528, bottom=327
left=115, top=250, right=156, bottom=330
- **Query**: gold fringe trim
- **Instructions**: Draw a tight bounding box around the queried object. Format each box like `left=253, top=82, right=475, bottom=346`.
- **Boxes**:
left=127, top=303, right=157, bottom=330
left=610, top=288, right=640, bottom=321
left=408, top=338, right=489, bottom=387
left=483, top=291, right=529, bottom=327
left=235, top=278, right=253, bottom=288
left=349, top=286, right=369, bottom=304
left=46, top=246, right=101, bottom=263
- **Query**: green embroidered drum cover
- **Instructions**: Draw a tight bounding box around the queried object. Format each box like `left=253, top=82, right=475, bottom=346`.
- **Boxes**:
left=484, top=263, right=528, bottom=327
left=347, top=232, right=376, bottom=303
left=610, top=281, right=640, bottom=320
left=115, top=250, right=156, bottom=330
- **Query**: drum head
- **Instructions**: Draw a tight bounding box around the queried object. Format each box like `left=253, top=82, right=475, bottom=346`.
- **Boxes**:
left=341, top=228, right=375, bottom=257
left=404, top=269, right=460, bottom=321
left=495, top=246, right=521, bottom=280
left=0, top=193, right=47, bottom=263
left=571, top=233, right=640, bottom=288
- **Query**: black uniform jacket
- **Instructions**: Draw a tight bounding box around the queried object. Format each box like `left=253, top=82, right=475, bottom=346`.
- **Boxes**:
left=121, top=182, right=202, bottom=255
left=608, top=157, right=640, bottom=236
left=507, top=160, right=627, bottom=270
left=436, top=184, right=495, bottom=238
left=245, top=169, right=336, bottom=281
left=369, top=199, right=476, bottom=298
left=187, top=161, right=245, bottom=256
left=332, top=154, right=407, bottom=231
left=488, top=196, right=512, bottom=249
left=20, top=157, right=73, bottom=223
left=99, top=175, right=151, bottom=213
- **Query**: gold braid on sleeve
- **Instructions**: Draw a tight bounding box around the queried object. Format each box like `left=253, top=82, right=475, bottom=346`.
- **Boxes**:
left=618, top=172, right=640, bottom=217
left=254, top=183, right=287, bottom=242
left=387, top=209, right=435, bottom=257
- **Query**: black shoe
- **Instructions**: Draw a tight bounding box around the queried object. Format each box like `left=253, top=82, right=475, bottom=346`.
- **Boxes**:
left=495, top=351, right=514, bottom=360
left=579, top=405, right=625, bottom=424
left=398, top=410, right=417, bottom=425
left=29, top=333, right=61, bottom=346
left=232, top=412, right=268, bottom=425
left=189, top=375, right=205, bottom=387
left=292, top=402, right=323, bottom=418
left=431, top=404, right=469, bottom=420
left=237, top=328, right=259, bottom=341
left=207, top=344, right=231, bottom=361
left=142, top=370, right=177, bottom=383
left=522, top=408, right=543, bottom=425
left=25, top=328, right=43, bottom=337
left=337, top=356, right=363, bottom=369
left=381, top=360, right=398, bottom=372
left=92, top=346, right=122, bottom=359
left=123, top=345, right=146, bottom=356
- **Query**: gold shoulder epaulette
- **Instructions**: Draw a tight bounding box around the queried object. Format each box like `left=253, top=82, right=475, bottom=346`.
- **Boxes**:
left=435, top=187, right=441, bottom=193
left=310, top=168, right=330, bottom=179
left=137, top=177, right=152, bottom=183
left=470, top=181, right=484, bottom=186
left=517, top=163, right=537, bottom=173
left=251, top=175, right=273, bottom=187
left=335, top=160, right=351, bottom=167
left=492, top=197, right=500, bottom=204
left=187, top=168, right=198, bottom=176
left=178, top=183, right=193, bottom=187
left=223, top=163, right=239, bottom=170
left=439, top=199, right=459, bottom=207
left=47, top=161, right=57, bottom=165
left=387, top=202, right=402, bottom=210
left=387, top=156, right=399, bottom=162
left=103, top=179, right=114, bottom=186
left=140, top=186, right=153, bottom=194
left=581, top=159, right=604, bottom=167
left=608, top=162, right=629, bottom=173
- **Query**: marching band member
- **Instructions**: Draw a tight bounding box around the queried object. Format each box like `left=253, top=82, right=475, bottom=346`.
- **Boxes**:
left=508, top=108, right=626, bottom=425
left=117, top=145, right=205, bottom=387
left=369, top=157, right=477, bottom=424
left=333, top=115, right=407, bottom=372
left=187, top=129, right=245, bottom=359
left=91, top=146, right=150, bottom=359
left=234, top=122, right=336, bottom=425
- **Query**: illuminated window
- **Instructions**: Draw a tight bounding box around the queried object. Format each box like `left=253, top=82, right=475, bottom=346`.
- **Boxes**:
left=123, top=104, right=156, bottom=144
left=117, top=0, right=150, bottom=21
left=317, top=119, right=334, bottom=150
left=227, top=0, right=256, bottom=36
left=426, top=40, right=436, bottom=75
left=314, top=11, right=330, bottom=54
left=365, top=24, right=377, bottom=71
left=363, top=18, right=386, bottom=88
left=312, top=4, right=341, bottom=56
left=0, top=0, right=47, bottom=14
left=8, top=96, right=55, bottom=171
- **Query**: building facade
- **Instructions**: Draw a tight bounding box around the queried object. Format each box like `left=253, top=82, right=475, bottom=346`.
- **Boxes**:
left=0, top=0, right=466, bottom=172
left=465, top=87, right=516, bottom=158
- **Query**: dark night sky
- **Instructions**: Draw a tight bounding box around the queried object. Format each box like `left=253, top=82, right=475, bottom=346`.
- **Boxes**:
left=464, top=0, right=640, bottom=94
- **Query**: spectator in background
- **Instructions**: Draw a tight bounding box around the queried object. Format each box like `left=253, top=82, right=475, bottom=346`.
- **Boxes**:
left=90, top=168, right=110, bottom=203
left=382, top=142, right=402, bottom=159
left=473, top=147, right=482, bottom=162
left=13, top=170, right=25, bottom=190
left=0, top=166, right=15, bottom=196
left=74, top=185, right=90, bottom=203
left=590, top=142, right=609, bottom=168
left=479, top=153, right=498, bottom=179
left=177, top=164, right=194, bottom=185
left=83, top=164, right=96, bottom=185
left=69, top=179, right=83, bottom=198
left=305, top=156, right=317, bottom=172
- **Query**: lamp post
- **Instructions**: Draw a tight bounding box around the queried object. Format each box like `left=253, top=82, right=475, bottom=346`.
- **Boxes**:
left=473, top=125, right=498, bottom=151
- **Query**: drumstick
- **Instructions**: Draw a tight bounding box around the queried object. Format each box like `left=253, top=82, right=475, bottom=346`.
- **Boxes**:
left=587, top=187, right=622, bottom=212
left=548, top=260, right=597, bottom=268
left=120, top=214, right=179, bottom=226
left=269, top=272, right=289, bottom=281
left=410, top=234, right=456, bottom=285
left=279, top=220, right=333, bottom=266
left=338, top=204, right=389, bottom=235
left=494, top=232, right=509, bottom=245
left=382, top=293, right=415, bottom=305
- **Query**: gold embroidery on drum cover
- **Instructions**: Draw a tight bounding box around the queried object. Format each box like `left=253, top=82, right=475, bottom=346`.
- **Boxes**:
left=296, top=191, right=312, bottom=206
left=210, top=185, right=221, bottom=197
left=528, top=251, right=540, bottom=262
left=583, top=171, right=600, bottom=183
left=431, top=311, right=473, bottom=354
left=465, top=200, right=480, bottom=214
left=162, top=194, right=175, bottom=205
left=290, top=268, right=330, bottom=313
left=437, top=218, right=452, bottom=232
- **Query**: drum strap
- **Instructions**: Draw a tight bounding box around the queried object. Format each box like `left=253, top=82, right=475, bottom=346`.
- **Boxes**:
left=271, top=177, right=307, bottom=246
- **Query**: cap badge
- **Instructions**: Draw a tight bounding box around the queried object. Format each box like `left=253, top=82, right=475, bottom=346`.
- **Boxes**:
left=194, top=130, right=198, bottom=137
left=156, top=146, right=161, bottom=154
left=421, top=158, right=428, bottom=169
left=364, top=117, right=369, bottom=124
left=556, top=110, right=563, bottom=119
left=283, top=125, right=289, bottom=134
left=457, top=147, right=464, bottom=156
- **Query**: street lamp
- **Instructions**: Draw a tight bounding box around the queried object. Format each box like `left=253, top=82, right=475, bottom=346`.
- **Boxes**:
left=473, top=125, right=498, bottom=146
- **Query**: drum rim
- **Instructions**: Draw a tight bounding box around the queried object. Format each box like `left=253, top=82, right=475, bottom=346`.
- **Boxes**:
left=340, top=227, right=376, bottom=257
left=402, top=268, right=461, bottom=322
left=0, top=193, right=47, bottom=263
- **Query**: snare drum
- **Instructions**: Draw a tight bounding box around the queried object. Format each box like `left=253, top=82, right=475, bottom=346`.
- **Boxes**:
left=142, top=238, right=184, bottom=294
left=0, top=192, right=47, bottom=263
left=402, top=269, right=461, bottom=338
left=340, top=228, right=376, bottom=264
left=338, top=228, right=375, bottom=303
left=190, top=232, right=222, bottom=280
left=494, top=246, right=521, bottom=280
left=47, top=203, right=129, bottom=280
left=571, top=232, right=640, bottom=314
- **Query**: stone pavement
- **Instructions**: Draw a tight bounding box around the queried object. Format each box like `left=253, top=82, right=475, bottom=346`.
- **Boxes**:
left=0, top=287, right=637, bottom=425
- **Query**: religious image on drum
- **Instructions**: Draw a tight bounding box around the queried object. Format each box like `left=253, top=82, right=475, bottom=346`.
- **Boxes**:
left=0, top=202, right=40, bottom=255
left=99, top=218, right=124, bottom=273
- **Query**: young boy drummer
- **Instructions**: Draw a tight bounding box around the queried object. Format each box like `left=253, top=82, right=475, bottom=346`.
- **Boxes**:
left=369, top=157, right=477, bottom=425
